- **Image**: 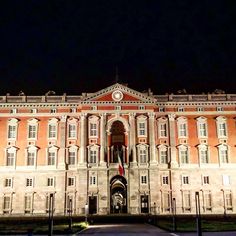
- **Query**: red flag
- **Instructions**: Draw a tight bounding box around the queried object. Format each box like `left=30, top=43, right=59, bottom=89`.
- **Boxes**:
left=118, top=152, right=125, bottom=176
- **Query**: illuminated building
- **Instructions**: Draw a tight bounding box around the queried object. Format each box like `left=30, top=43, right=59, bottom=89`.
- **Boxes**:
left=0, top=83, right=235, bottom=215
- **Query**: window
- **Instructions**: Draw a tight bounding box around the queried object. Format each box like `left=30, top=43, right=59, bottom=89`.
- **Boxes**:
left=137, top=144, right=149, bottom=164
left=197, top=107, right=204, bottom=112
left=70, top=108, right=76, bottom=113
left=216, top=116, right=227, bottom=138
left=6, top=152, right=15, bottom=166
left=46, top=194, right=55, bottom=212
left=50, top=108, right=57, bottom=113
left=159, top=107, right=165, bottom=112
left=24, top=195, right=32, bottom=212
left=88, top=116, right=99, bottom=138
left=204, top=192, right=212, bottom=210
left=177, top=117, right=188, bottom=138
left=48, top=124, right=56, bottom=138
left=89, top=150, right=97, bottom=164
left=182, top=176, right=189, bottom=185
left=160, top=150, right=168, bottom=164
left=139, top=105, right=145, bottom=110
left=198, top=145, right=209, bottom=164
left=178, top=107, right=184, bottom=112
left=137, top=115, right=147, bottom=137
left=163, top=192, right=170, bottom=211
left=225, top=193, right=233, bottom=209
left=141, top=175, right=147, bottom=184
left=48, top=151, right=56, bottom=165
left=10, top=108, right=17, bottom=114
left=26, top=178, right=33, bottom=187
left=89, top=176, right=96, bottom=185
left=27, top=151, right=36, bottom=166
left=3, top=196, right=11, bottom=212
left=157, top=117, right=168, bottom=138
left=183, top=192, right=191, bottom=210
left=47, top=177, right=54, bottom=187
left=162, top=176, right=169, bottom=185
left=5, top=178, right=12, bottom=187
left=68, top=150, right=76, bottom=165
left=196, top=117, right=208, bottom=138
left=8, top=125, right=17, bottom=139
left=28, top=125, right=36, bottom=139
left=218, top=145, right=229, bottom=163
left=203, top=176, right=209, bottom=185
left=68, top=124, right=76, bottom=138
left=178, top=145, right=189, bottom=164
left=223, top=175, right=230, bottom=186
left=217, top=106, right=223, bottom=112
left=30, top=108, right=37, bottom=114
left=68, top=177, right=75, bottom=186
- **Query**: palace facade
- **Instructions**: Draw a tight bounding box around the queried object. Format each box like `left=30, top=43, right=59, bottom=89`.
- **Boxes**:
left=0, top=83, right=236, bottom=216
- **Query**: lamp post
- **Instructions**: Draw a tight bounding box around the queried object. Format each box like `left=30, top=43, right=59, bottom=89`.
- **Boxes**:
left=48, top=193, right=54, bottom=236
left=68, top=198, right=72, bottom=232
left=85, top=203, right=89, bottom=224
left=195, top=192, right=202, bottom=236
left=172, top=198, right=177, bottom=232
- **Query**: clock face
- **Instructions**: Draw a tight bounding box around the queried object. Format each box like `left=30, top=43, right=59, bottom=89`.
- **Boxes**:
left=112, top=90, right=123, bottom=101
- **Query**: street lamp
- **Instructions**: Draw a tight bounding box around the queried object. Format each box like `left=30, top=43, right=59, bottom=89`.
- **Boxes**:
left=172, top=198, right=177, bottom=232
left=195, top=192, right=202, bottom=236
left=48, top=193, right=54, bottom=236
left=68, top=198, right=72, bottom=232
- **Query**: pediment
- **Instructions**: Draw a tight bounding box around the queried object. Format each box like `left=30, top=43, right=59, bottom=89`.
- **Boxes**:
left=82, top=83, right=156, bottom=104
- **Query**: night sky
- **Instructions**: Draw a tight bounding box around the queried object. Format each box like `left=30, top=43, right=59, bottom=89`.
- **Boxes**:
left=1, top=1, right=236, bottom=96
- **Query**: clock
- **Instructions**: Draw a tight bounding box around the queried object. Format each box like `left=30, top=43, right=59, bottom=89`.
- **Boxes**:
left=112, top=90, right=123, bottom=101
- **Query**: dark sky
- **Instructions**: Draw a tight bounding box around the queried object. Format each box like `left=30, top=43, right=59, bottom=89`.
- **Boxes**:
left=1, top=1, right=236, bottom=95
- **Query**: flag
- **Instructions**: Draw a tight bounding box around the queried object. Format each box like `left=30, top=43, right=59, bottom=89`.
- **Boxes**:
left=118, top=151, right=125, bottom=176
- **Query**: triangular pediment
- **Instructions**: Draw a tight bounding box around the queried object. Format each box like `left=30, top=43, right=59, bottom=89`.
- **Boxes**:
left=82, top=83, right=156, bottom=104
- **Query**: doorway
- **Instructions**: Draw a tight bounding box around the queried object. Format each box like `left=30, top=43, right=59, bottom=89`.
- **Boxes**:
left=89, top=196, right=97, bottom=214
left=110, top=175, right=127, bottom=213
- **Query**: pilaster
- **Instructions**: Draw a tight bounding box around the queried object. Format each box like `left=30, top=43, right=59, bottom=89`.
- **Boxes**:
left=79, top=113, right=87, bottom=166
left=149, top=112, right=157, bottom=164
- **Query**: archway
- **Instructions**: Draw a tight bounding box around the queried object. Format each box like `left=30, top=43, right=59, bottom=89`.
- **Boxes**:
left=110, top=121, right=126, bottom=163
left=110, top=175, right=127, bottom=214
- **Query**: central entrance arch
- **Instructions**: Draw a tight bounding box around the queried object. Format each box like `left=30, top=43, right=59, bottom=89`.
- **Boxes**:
left=110, top=175, right=127, bottom=213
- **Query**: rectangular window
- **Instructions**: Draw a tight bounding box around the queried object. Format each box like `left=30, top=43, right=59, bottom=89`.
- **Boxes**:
left=163, top=192, right=170, bottom=211
left=48, top=152, right=55, bottom=165
left=8, top=125, right=16, bottom=139
left=27, top=151, right=35, bottom=166
left=159, top=123, right=167, bottom=137
left=204, top=193, right=212, bottom=210
left=182, top=176, right=189, bottom=185
left=68, top=151, right=76, bottom=165
left=90, top=123, right=97, bottom=137
left=28, top=125, right=37, bottom=139
left=179, top=123, right=187, bottom=137
left=199, top=123, right=207, bottom=137
left=26, top=178, right=33, bottom=187
left=6, top=152, right=14, bottom=166
left=220, top=149, right=228, bottom=163
left=225, top=193, right=232, bottom=209
left=141, top=175, right=147, bottom=184
left=89, top=176, right=96, bottom=185
left=48, top=124, right=56, bottom=138
left=89, top=150, right=97, bottom=163
left=162, top=176, right=169, bottom=185
left=160, top=150, right=168, bottom=164
left=200, top=149, right=208, bottom=163
left=183, top=192, right=191, bottom=210
left=180, top=150, right=188, bottom=164
left=140, top=149, right=147, bottom=163
left=203, top=176, right=209, bottom=185
left=3, top=196, right=11, bottom=211
left=47, top=177, right=54, bottom=187
left=68, top=124, right=76, bottom=138
left=25, top=195, right=32, bottom=211
left=68, top=177, right=75, bottom=186
left=139, top=122, right=146, bottom=136
left=5, top=178, right=12, bottom=187
left=223, top=175, right=230, bottom=186
left=218, top=123, right=227, bottom=137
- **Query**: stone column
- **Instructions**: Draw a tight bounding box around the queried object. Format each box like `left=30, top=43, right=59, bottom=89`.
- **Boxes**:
left=149, top=112, right=157, bottom=164
left=100, top=113, right=106, bottom=165
left=129, top=113, right=137, bottom=163
left=168, top=114, right=178, bottom=167
left=58, top=115, right=67, bottom=169
left=79, top=113, right=87, bottom=165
